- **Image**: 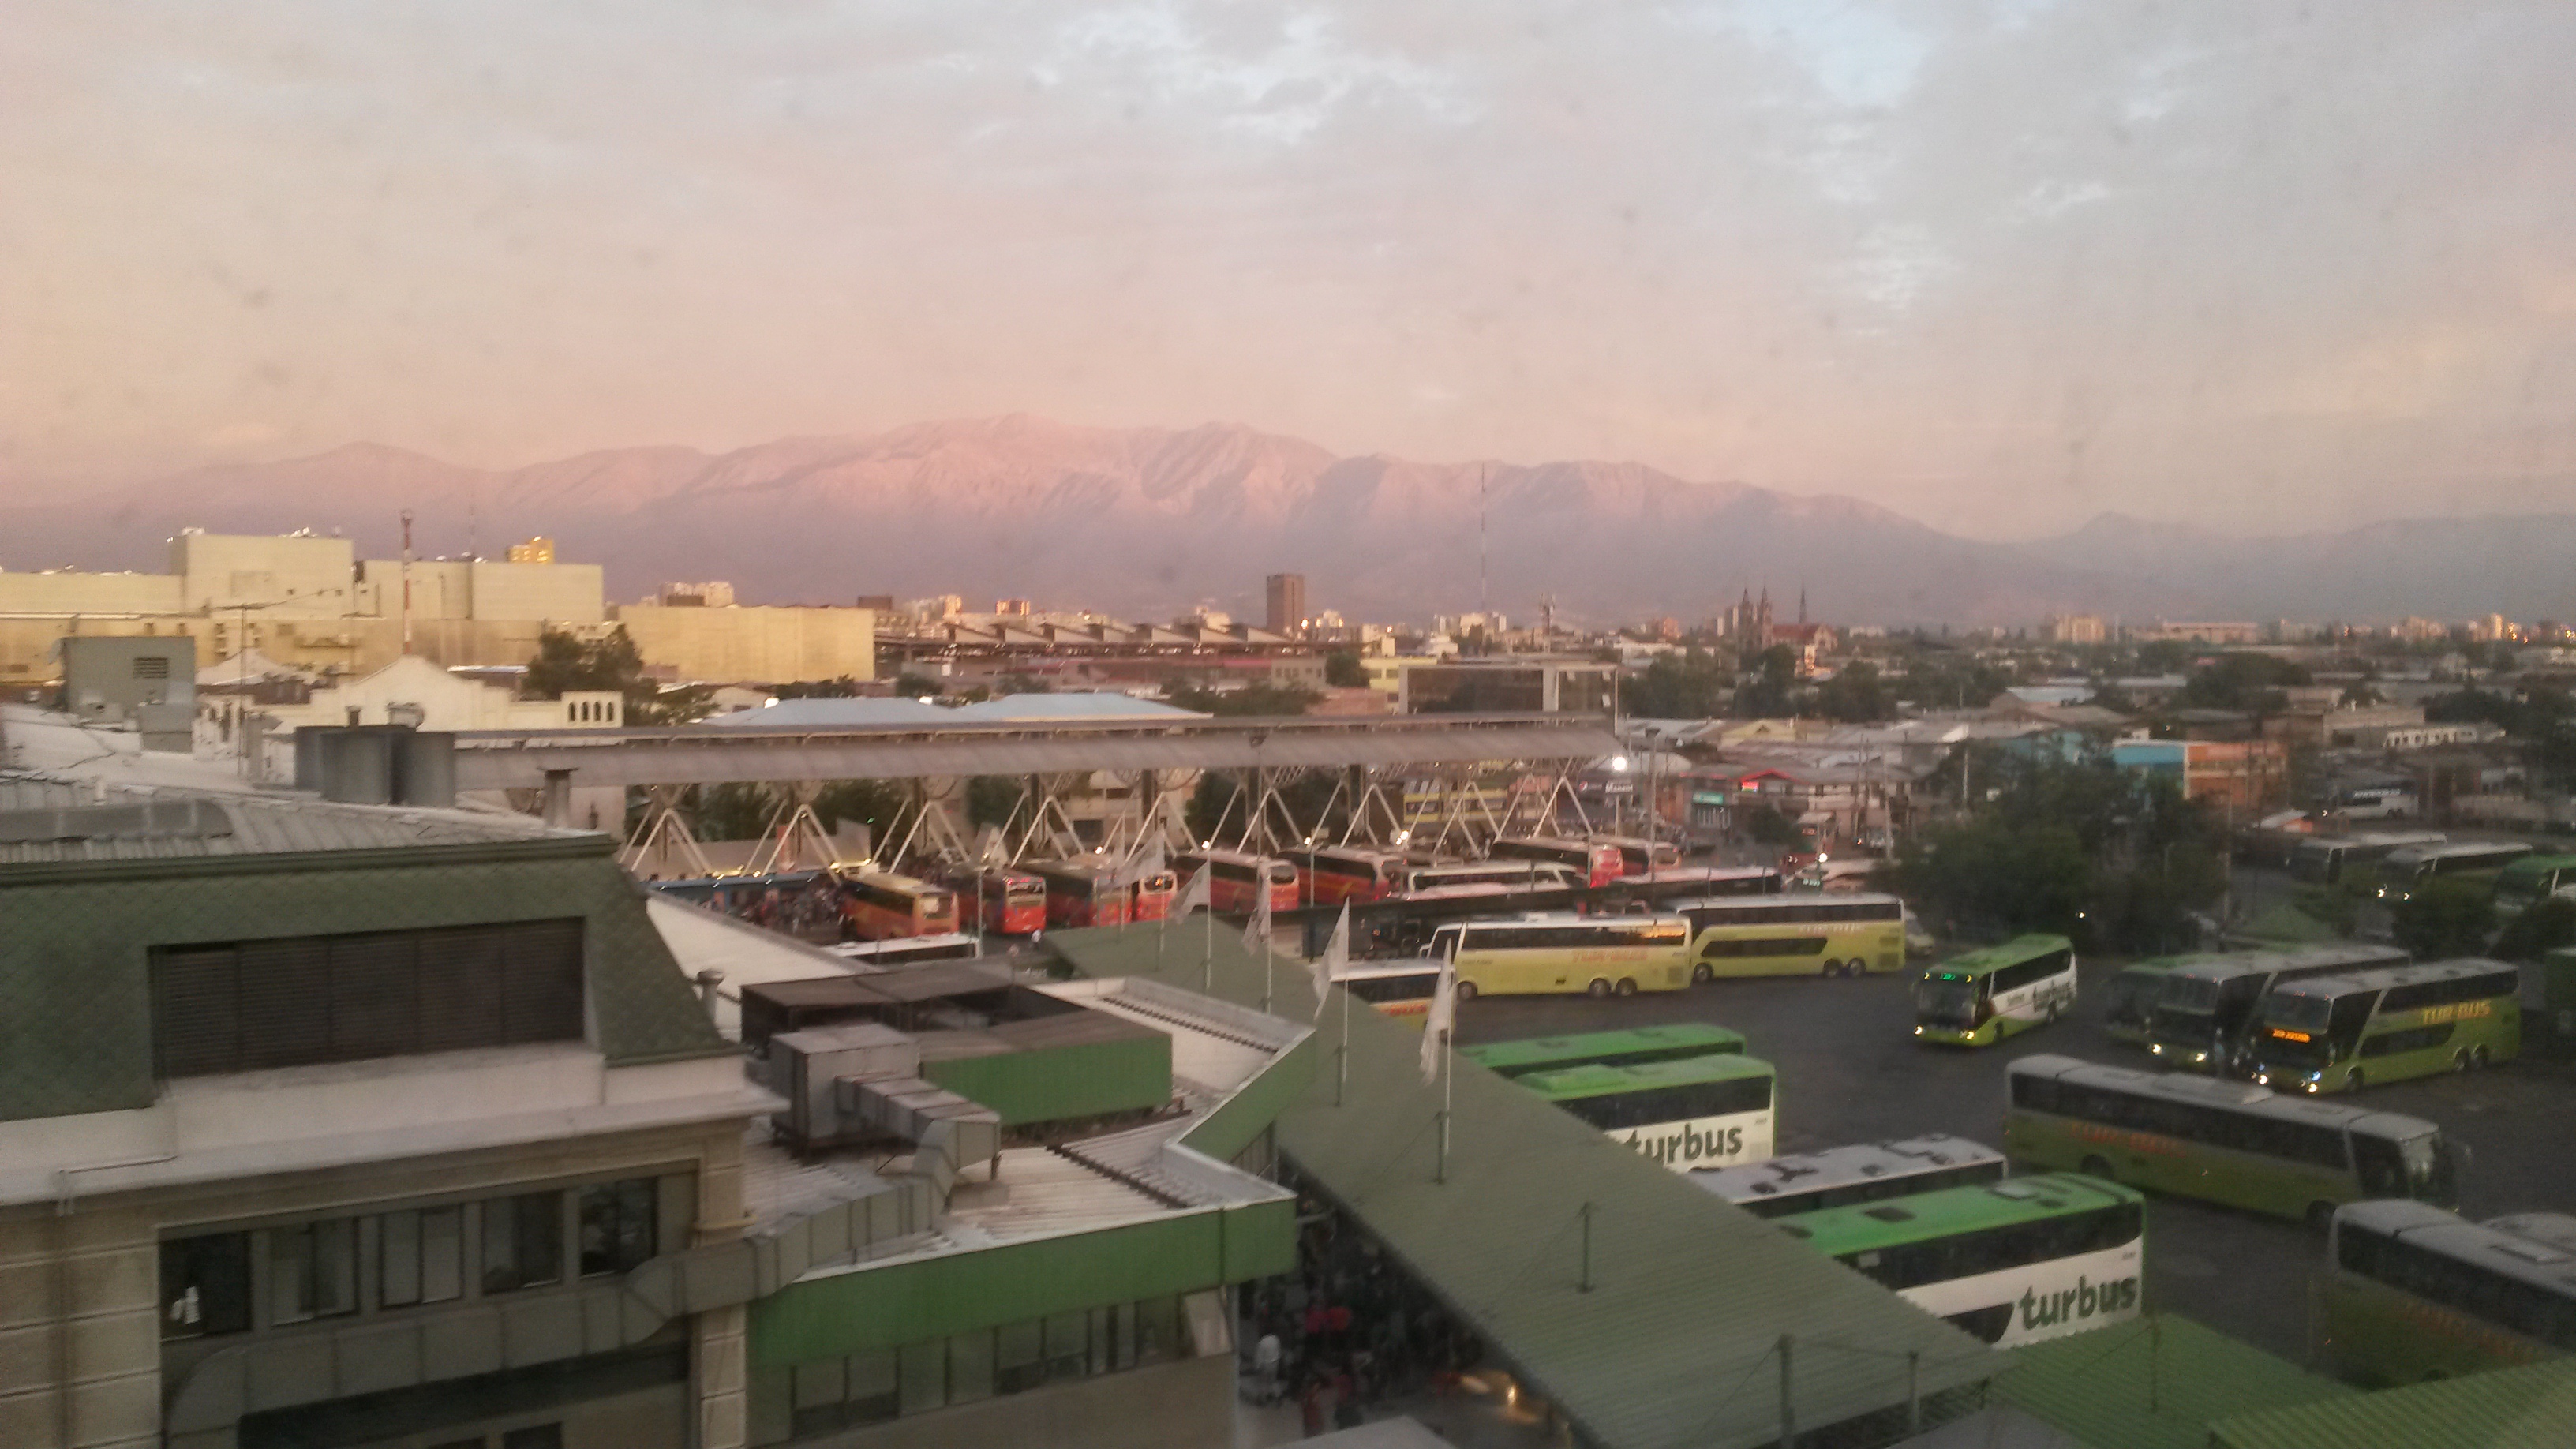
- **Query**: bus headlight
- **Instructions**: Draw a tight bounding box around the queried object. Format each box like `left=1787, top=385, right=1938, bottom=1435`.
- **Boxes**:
left=2255, top=1073, right=2269, bottom=1085
left=1912, top=1026, right=1923, bottom=1036
left=2149, top=1043, right=2163, bottom=1055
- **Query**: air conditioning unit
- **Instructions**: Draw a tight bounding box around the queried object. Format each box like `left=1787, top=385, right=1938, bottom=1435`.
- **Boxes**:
left=761, top=1021, right=922, bottom=1149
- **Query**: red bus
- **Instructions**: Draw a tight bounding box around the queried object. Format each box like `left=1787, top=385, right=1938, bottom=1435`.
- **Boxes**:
left=1489, top=836, right=1625, bottom=888
left=1291, top=845, right=1406, bottom=905
left=1030, top=859, right=1131, bottom=928
left=947, top=867, right=1046, bottom=935
left=1596, top=834, right=1683, bottom=878
left=1130, top=869, right=1178, bottom=923
left=1176, top=849, right=1299, bottom=915
left=837, top=871, right=960, bottom=942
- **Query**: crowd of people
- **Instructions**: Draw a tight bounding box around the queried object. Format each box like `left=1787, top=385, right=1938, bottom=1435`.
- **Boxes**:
left=1240, top=1192, right=1485, bottom=1436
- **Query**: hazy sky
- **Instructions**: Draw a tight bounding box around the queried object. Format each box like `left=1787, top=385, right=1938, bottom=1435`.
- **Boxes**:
left=6, top=2, right=2574, bottom=537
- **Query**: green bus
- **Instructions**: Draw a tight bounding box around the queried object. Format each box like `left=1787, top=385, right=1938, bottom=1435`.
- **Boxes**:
left=1459, top=1023, right=1744, bottom=1079
left=1772, top=1173, right=2144, bottom=1347
left=1672, top=892, right=1908, bottom=981
left=2244, top=960, right=2522, bottom=1095
left=2492, top=854, right=2576, bottom=919
left=2103, top=954, right=2217, bottom=1048
left=1425, top=915, right=1692, bottom=1001
left=2004, top=1054, right=2458, bottom=1226
left=2370, top=841, right=2532, bottom=904
left=1914, top=936, right=2076, bottom=1046
left=2327, top=1200, right=2576, bottom=1384
left=1518, top=1053, right=1776, bottom=1170
left=2143, top=943, right=2408, bottom=1075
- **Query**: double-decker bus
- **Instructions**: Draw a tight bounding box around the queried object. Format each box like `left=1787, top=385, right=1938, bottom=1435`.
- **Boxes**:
left=1028, top=859, right=1131, bottom=929
left=2103, top=955, right=2214, bottom=1048
left=1331, top=961, right=1443, bottom=1025
left=1691, top=1135, right=2007, bottom=1219
left=1422, top=915, right=1691, bottom=1001
left=1676, top=893, right=1907, bottom=983
left=1290, top=845, right=1406, bottom=906
left=2372, top=841, right=2532, bottom=903
left=1595, top=834, right=1682, bottom=878
left=2144, top=944, right=2410, bottom=1073
left=2004, top=1053, right=2458, bottom=1225
left=1772, top=1174, right=2144, bottom=1347
left=837, top=870, right=961, bottom=942
left=1518, top=1053, right=1776, bottom=1170
left=1174, top=849, right=1298, bottom=915
left=1913, top=936, right=2076, bottom=1046
left=2327, top=1201, right=2576, bottom=1383
left=2288, top=829, right=2446, bottom=887
left=1459, top=1023, right=1745, bottom=1079
left=2492, top=854, right=2576, bottom=919
left=2245, top=959, right=2523, bottom=1094
left=945, top=867, right=1046, bottom=936
left=1397, top=859, right=1581, bottom=899
left=1488, top=835, right=1626, bottom=888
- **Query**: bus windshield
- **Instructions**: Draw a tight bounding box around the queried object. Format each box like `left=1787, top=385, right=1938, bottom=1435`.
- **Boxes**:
left=2267, top=993, right=2335, bottom=1035
left=2405, top=1133, right=2459, bottom=1208
left=1915, top=977, right=1979, bottom=1028
left=2163, top=976, right=2222, bottom=1013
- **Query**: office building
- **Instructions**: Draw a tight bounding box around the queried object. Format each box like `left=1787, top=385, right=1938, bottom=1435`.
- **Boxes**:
left=1264, top=575, right=1305, bottom=637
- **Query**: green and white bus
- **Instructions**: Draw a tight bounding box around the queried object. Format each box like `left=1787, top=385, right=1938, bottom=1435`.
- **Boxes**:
left=2371, top=841, right=2532, bottom=903
left=2288, top=830, right=2446, bottom=887
left=2491, top=854, right=2576, bottom=919
left=1691, top=1135, right=2006, bottom=1219
left=2244, top=960, right=2523, bottom=1094
left=1423, top=915, right=1691, bottom=1002
left=1518, top=1053, right=1776, bottom=1170
left=2144, top=944, right=2409, bottom=1074
left=2005, top=1054, right=2458, bottom=1225
left=1914, top=936, right=2076, bottom=1046
left=2103, top=955, right=2215, bottom=1048
left=1672, top=892, right=1908, bottom=982
left=1773, top=1173, right=2144, bottom=1347
left=1459, top=1023, right=1743, bottom=1079
left=2327, top=1200, right=2576, bottom=1383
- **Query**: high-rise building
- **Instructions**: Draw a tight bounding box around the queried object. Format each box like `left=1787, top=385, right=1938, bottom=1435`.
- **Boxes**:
left=506, top=535, right=556, bottom=564
left=1264, top=573, right=1306, bottom=636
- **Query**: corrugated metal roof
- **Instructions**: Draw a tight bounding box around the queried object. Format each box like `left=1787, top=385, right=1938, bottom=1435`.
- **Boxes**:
left=1994, top=1314, right=2349, bottom=1449
left=1050, top=925, right=2004, bottom=1449
left=2210, top=1357, right=2576, bottom=1449
left=0, top=772, right=564, bottom=866
left=699, top=698, right=952, bottom=728
left=944, top=693, right=1207, bottom=723
left=448, top=715, right=1625, bottom=789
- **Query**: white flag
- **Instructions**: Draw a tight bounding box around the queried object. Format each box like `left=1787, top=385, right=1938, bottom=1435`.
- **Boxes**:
left=1309, top=902, right=1350, bottom=1020
left=1420, top=962, right=1455, bottom=1085
left=1241, top=873, right=1274, bottom=959
left=1117, top=841, right=1166, bottom=889
left=1172, top=864, right=1211, bottom=917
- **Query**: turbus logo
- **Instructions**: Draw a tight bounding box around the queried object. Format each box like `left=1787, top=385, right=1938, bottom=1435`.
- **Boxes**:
left=2018, top=1275, right=2139, bottom=1333
left=1620, top=1121, right=1744, bottom=1165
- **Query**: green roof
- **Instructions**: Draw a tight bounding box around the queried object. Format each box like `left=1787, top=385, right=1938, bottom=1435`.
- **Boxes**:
left=1518, top=1051, right=1774, bottom=1102
left=2000, top=1313, right=2351, bottom=1449
left=1048, top=925, right=2001, bottom=1449
left=2209, top=1357, right=2576, bottom=1449
left=1776, top=1173, right=2137, bottom=1257
left=1460, top=1022, right=1745, bottom=1076
left=1926, top=934, right=2071, bottom=979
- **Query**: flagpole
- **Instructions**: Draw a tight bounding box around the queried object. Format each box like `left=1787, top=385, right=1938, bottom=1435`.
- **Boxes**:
left=1203, top=893, right=1214, bottom=994
left=1336, top=964, right=1350, bottom=1107
left=1436, top=1024, right=1452, bottom=1185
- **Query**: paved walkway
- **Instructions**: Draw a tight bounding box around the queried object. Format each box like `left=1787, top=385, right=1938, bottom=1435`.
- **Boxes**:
left=1234, top=1368, right=1574, bottom=1447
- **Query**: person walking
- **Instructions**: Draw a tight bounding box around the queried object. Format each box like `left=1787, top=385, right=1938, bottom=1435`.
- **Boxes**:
left=1252, top=1329, right=1282, bottom=1406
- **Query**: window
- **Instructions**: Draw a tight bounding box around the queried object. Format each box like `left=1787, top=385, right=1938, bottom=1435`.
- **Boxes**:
left=380, top=1206, right=466, bottom=1307
left=481, top=1192, right=564, bottom=1294
left=161, top=1232, right=253, bottom=1340
left=150, top=920, right=585, bottom=1078
left=578, top=1178, right=657, bottom=1277
left=133, top=655, right=170, bottom=679
left=2363, top=1023, right=2454, bottom=1058
left=266, top=1219, right=359, bottom=1324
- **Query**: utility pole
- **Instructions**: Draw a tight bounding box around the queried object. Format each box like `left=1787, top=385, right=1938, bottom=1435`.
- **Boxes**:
left=399, top=509, right=415, bottom=657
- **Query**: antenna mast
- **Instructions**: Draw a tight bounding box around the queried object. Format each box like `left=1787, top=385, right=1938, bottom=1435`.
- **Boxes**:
left=399, top=509, right=414, bottom=656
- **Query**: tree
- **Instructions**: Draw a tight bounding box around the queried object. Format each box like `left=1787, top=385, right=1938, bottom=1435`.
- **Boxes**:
left=1735, top=646, right=1799, bottom=718
left=2176, top=653, right=2310, bottom=714
left=2492, top=897, right=2576, bottom=963
left=1324, top=650, right=1368, bottom=689
left=1185, top=772, right=1238, bottom=843
left=1739, top=803, right=1807, bottom=849
left=773, top=677, right=864, bottom=698
left=686, top=782, right=776, bottom=841
left=1624, top=648, right=1729, bottom=718
left=889, top=672, right=942, bottom=699
left=813, top=780, right=906, bottom=843
left=2391, top=880, right=2496, bottom=960
left=524, top=626, right=709, bottom=724
left=964, top=776, right=1020, bottom=831
left=1814, top=661, right=1891, bottom=723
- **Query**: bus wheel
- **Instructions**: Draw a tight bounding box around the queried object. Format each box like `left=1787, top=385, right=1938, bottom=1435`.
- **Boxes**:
left=1453, top=980, right=1477, bottom=1004
left=2345, top=1069, right=2365, bottom=1092
left=2452, top=1048, right=2472, bottom=1073
left=2473, top=1046, right=2491, bottom=1068
left=1615, top=978, right=1638, bottom=997
left=2080, top=1155, right=2114, bottom=1183
left=1691, top=962, right=1713, bottom=985
left=1819, top=960, right=1841, bottom=979
left=1587, top=978, right=1612, bottom=998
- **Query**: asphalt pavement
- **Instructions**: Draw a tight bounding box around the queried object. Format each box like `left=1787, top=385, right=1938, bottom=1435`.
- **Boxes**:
left=1448, top=933, right=2576, bottom=1374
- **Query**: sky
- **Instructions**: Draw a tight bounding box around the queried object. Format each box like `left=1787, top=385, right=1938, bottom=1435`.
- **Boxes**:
left=6, top=1, right=2574, bottom=537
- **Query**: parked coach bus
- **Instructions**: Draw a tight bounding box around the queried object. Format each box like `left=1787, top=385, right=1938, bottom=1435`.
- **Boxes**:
left=1691, top=1135, right=2006, bottom=1219
left=1129, top=867, right=1178, bottom=922
left=2288, top=830, right=2446, bottom=887
left=1772, top=1174, right=2144, bottom=1347
left=1028, top=859, right=1130, bottom=929
left=2004, top=1054, right=2458, bottom=1226
left=837, top=871, right=961, bottom=942
left=1488, top=836, right=1626, bottom=889
left=1291, top=845, right=1406, bottom=906
left=1422, top=915, right=1691, bottom=1001
left=2372, top=841, right=2533, bottom=903
left=1596, top=834, right=1682, bottom=878
left=2327, top=1201, right=2576, bottom=1384
left=2492, top=854, right=2576, bottom=919
left=1518, top=1053, right=1776, bottom=1170
left=1331, top=961, right=1443, bottom=1026
left=2144, top=944, right=2410, bottom=1073
left=1914, top=936, right=2076, bottom=1046
left=2104, top=955, right=2218, bottom=1048
left=1398, top=859, right=1581, bottom=900
left=1461, top=1023, right=1744, bottom=1078
left=1679, top=893, right=1907, bottom=983
left=2245, top=959, right=2522, bottom=1094
left=945, top=867, right=1046, bottom=936
left=1175, top=848, right=1299, bottom=915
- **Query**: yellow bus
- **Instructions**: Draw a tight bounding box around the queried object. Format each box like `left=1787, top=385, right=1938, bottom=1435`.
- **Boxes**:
left=1423, top=915, right=1691, bottom=1001
left=1675, top=892, right=1908, bottom=982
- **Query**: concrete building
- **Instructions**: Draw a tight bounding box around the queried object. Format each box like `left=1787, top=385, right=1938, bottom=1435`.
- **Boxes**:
left=612, top=602, right=876, bottom=686
left=2044, top=614, right=2108, bottom=645
left=2134, top=620, right=2262, bottom=645
left=1397, top=659, right=1616, bottom=714
left=2110, top=738, right=2290, bottom=814
left=506, top=537, right=557, bottom=565
left=58, top=636, right=196, bottom=729
left=1263, top=574, right=1305, bottom=637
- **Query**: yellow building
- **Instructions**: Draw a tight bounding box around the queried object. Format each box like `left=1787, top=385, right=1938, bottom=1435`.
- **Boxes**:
left=612, top=601, right=876, bottom=684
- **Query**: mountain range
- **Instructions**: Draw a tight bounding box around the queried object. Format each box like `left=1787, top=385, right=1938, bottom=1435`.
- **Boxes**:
left=5, top=416, right=2570, bottom=627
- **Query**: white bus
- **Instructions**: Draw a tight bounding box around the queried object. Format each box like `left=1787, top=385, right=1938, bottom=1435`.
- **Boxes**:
left=1397, top=859, right=1581, bottom=899
left=1330, top=960, right=1443, bottom=1027
left=1423, top=915, right=1692, bottom=1001
left=1518, top=1053, right=1777, bottom=1170
left=1690, top=1135, right=2007, bottom=1219
left=1773, top=1174, right=2146, bottom=1347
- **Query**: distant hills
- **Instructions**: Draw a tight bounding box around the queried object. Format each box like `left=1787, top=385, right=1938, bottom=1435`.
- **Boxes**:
left=5, top=416, right=2570, bottom=627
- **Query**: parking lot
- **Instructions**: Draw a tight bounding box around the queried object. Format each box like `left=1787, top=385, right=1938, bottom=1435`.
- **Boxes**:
left=1449, top=941, right=2576, bottom=1372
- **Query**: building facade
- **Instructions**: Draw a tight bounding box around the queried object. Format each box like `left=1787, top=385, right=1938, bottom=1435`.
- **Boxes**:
left=1262, top=575, right=1305, bottom=638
